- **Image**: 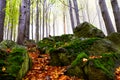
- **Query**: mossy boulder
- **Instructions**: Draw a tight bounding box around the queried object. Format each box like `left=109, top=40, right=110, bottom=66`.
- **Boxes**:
left=49, top=37, right=120, bottom=80
left=74, top=22, right=105, bottom=38
left=0, top=40, right=17, bottom=50
left=49, top=38, right=100, bottom=66
left=65, top=52, right=120, bottom=80
left=106, top=32, right=120, bottom=49
left=0, top=46, right=32, bottom=80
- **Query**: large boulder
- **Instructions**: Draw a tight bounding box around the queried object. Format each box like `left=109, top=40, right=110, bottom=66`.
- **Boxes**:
left=49, top=38, right=120, bottom=80
left=74, top=22, right=105, bottom=38
left=0, top=46, right=32, bottom=80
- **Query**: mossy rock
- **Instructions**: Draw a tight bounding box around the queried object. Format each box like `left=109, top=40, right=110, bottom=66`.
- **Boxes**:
left=0, top=40, right=17, bottom=50
left=37, top=34, right=74, bottom=54
left=87, top=39, right=119, bottom=56
left=106, top=32, right=120, bottom=49
left=49, top=38, right=101, bottom=66
left=49, top=37, right=120, bottom=79
left=74, top=22, right=105, bottom=38
left=0, top=45, right=32, bottom=80
left=65, top=52, right=120, bottom=80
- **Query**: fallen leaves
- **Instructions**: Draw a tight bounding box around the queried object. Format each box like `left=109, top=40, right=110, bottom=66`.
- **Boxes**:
left=2, top=66, right=6, bottom=72
left=23, top=50, right=81, bottom=80
left=115, top=67, right=120, bottom=80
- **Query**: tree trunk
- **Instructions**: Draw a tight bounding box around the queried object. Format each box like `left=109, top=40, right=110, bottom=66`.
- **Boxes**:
left=0, top=0, right=6, bottom=42
left=68, top=0, right=75, bottom=31
left=31, top=2, right=33, bottom=40
left=17, top=0, right=30, bottom=45
left=73, top=0, right=80, bottom=25
left=25, top=0, right=30, bottom=40
left=42, top=0, right=46, bottom=38
left=36, top=0, right=39, bottom=42
left=99, top=0, right=115, bottom=35
left=111, top=0, right=120, bottom=33
left=95, top=0, right=102, bottom=30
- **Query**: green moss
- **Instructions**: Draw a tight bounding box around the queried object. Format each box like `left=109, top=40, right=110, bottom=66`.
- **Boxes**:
left=106, top=32, right=120, bottom=49
left=37, top=34, right=74, bottom=54
left=0, top=45, right=31, bottom=80
left=71, top=52, right=88, bottom=67
left=74, top=22, right=105, bottom=38
left=0, top=40, right=17, bottom=49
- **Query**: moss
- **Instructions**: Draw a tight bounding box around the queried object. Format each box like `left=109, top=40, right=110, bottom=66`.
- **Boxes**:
left=66, top=52, right=120, bottom=79
left=0, top=45, right=31, bottom=80
left=74, top=22, right=105, bottom=38
left=0, top=40, right=17, bottom=49
left=87, top=39, right=119, bottom=56
left=106, top=32, right=120, bottom=49
left=37, top=34, right=74, bottom=54
left=49, top=38, right=100, bottom=66
left=71, top=52, right=88, bottom=68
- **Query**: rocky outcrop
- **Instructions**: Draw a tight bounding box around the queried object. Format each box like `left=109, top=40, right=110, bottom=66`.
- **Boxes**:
left=74, top=22, right=105, bottom=38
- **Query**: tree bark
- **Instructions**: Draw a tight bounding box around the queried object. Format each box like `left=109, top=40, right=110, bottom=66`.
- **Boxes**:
left=73, top=0, right=80, bottom=25
left=36, top=0, right=39, bottom=42
left=0, top=0, right=6, bottom=42
left=25, top=0, right=30, bottom=40
left=111, top=0, right=120, bottom=33
left=99, top=0, right=115, bottom=35
left=68, top=0, right=75, bottom=31
left=17, top=0, right=30, bottom=45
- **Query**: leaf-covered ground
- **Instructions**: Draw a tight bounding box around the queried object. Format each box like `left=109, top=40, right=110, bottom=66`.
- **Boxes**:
left=23, top=48, right=81, bottom=80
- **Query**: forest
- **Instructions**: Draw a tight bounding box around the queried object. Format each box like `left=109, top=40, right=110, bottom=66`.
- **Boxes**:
left=0, top=0, right=120, bottom=80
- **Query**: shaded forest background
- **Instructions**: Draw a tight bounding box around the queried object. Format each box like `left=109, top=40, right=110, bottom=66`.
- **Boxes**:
left=0, top=0, right=120, bottom=45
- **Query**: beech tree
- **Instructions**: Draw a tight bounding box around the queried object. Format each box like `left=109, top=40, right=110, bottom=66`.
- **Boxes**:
left=68, top=0, right=75, bottom=31
left=73, top=0, right=80, bottom=25
left=0, top=0, right=6, bottom=42
left=99, top=0, right=115, bottom=35
left=17, top=0, right=30, bottom=45
left=111, top=0, right=120, bottom=33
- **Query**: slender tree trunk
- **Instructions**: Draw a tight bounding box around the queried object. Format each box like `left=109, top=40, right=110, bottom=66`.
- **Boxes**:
left=85, top=0, right=90, bottom=22
left=99, top=0, right=115, bottom=35
left=36, top=0, right=39, bottom=42
left=63, top=12, right=66, bottom=34
left=46, top=12, right=48, bottom=37
left=95, top=0, right=102, bottom=30
left=31, top=2, right=33, bottom=40
left=53, top=13, right=55, bottom=36
left=111, top=0, right=120, bottom=33
left=10, top=20, right=13, bottom=40
left=39, top=0, right=42, bottom=40
left=0, top=0, right=6, bottom=42
left=73, top=0, right=80, bottom=25
left=42, top=0, right=46, bottom=38
left=68, top=0, right=75, bottom=31
left=17, top=0, right=30, bottom=45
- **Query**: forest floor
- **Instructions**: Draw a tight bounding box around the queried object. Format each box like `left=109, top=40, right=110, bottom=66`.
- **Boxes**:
left=22, top=47, right=120, bottom=80
left=23, top=47, right=81, bottom=80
